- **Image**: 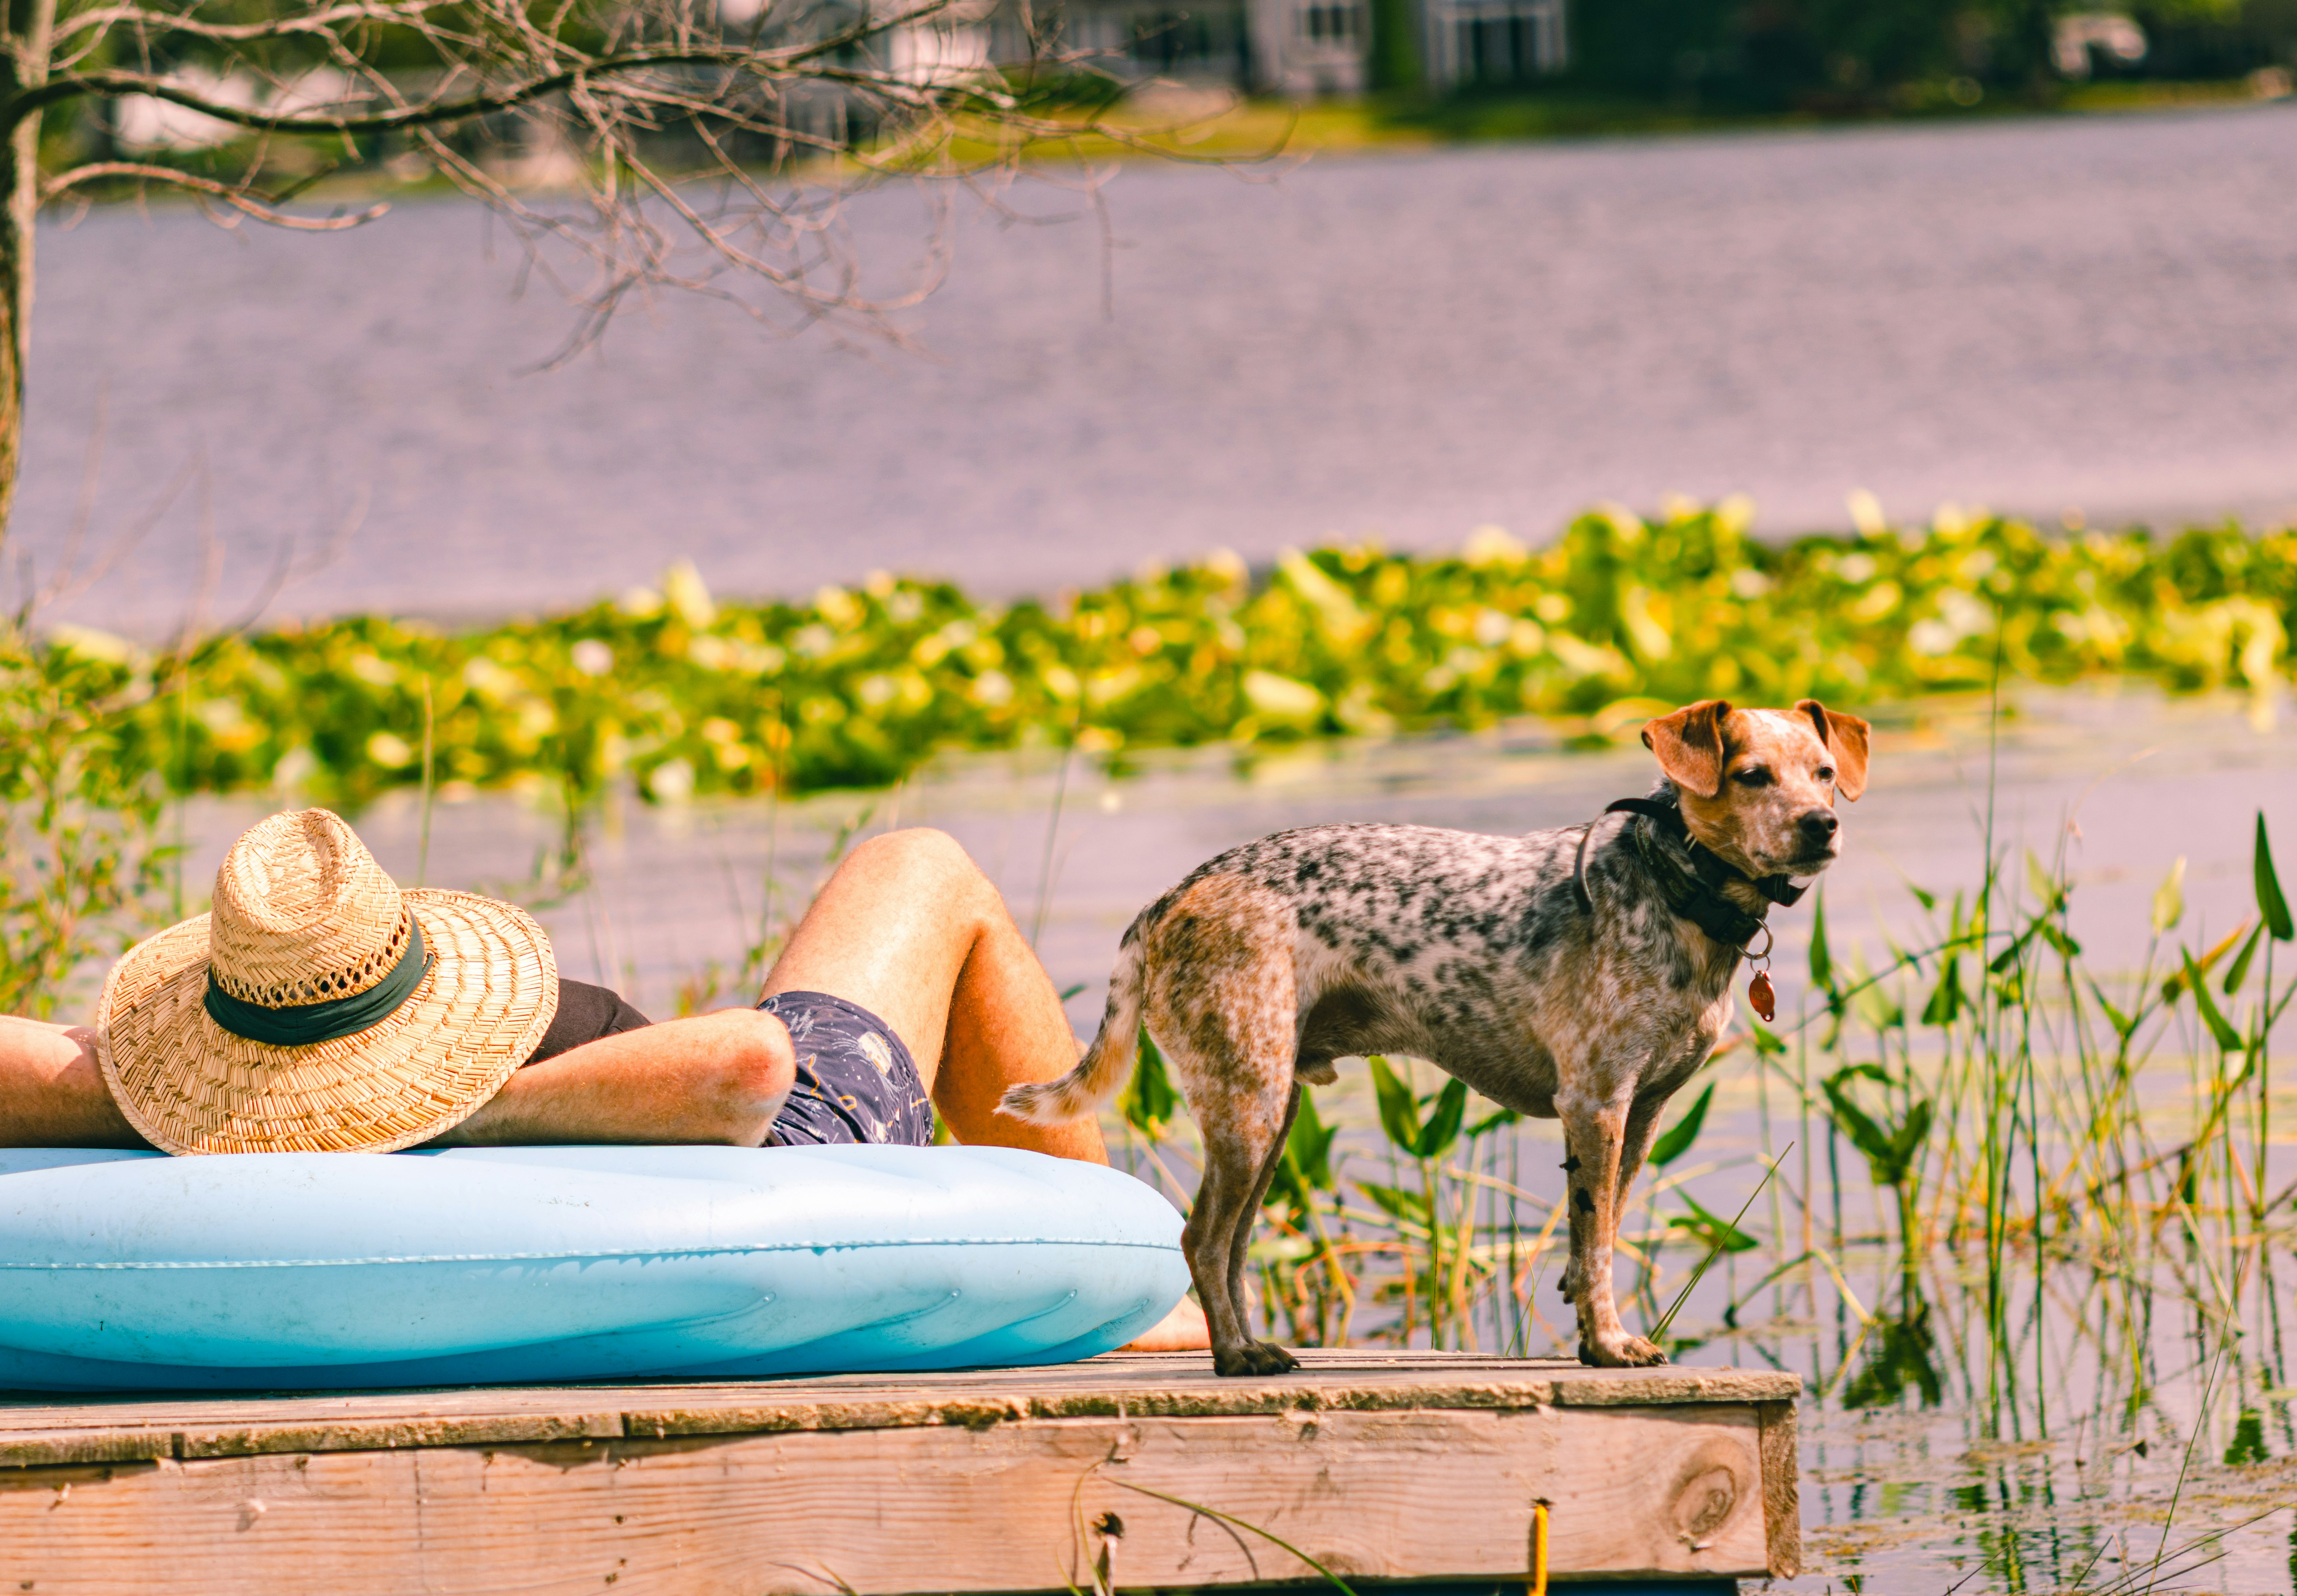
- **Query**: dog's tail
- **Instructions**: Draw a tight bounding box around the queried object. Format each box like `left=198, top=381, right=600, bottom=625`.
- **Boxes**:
left=998, top=922, right=1152, bottom=1126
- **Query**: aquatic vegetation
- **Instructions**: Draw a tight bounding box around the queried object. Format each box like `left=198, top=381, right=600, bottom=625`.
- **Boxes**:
left=0, top=629, right=170, bottom=1016
left=48, top=503, right=2297, bottom=813
left=1099, top=799, right=2296, bottom=1590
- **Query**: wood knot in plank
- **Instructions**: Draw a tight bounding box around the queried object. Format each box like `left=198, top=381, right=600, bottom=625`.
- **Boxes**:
left=1668, top=1440, right=1749, bottom=1549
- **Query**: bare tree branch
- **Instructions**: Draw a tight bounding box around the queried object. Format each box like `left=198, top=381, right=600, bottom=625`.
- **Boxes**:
left=0, top=0, right=1292, bottom=520
left=40, top=160, right=390, bottom=228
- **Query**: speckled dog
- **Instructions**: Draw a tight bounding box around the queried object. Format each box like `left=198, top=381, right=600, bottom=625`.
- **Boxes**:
left=1002, top=698, right=1870, bottom=1376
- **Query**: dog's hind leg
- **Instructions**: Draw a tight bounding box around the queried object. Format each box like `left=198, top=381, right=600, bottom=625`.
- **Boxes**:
left=1138, top=873, right=1305, bottom=1376
left=1182, top=1076, right=1304, bottom=1377
left=1557, top=1086, right=1669, bottom=1368
left=1223, top=1081, right=1302, bottom=1354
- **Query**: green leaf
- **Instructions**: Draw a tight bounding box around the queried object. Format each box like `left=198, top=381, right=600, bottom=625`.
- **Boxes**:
left=1906, top=881, right=1938, bottom=913
left=1920, top=955, right=1964, bottom=1027
left=2152, top=856, right=2187, bottom=935
left=1286, top=1090, right=1338, bottom=1192
left=2182, top=951, right=2245, bottom=1052
left=1669, top=1192, right=1759, bottom=1254
left=1820, top=1068, right=1924, bottom=1186
left=1809, top=892, right=1835, bottom=990
left=2095, top=978, right=2141, bottom=1042
left=1747, top=1020, right=1787, bottom=1056
left=2162, top=921, right=2254, bottom=1003
left=1890, top=1100, right=1935, bottom=1173
left=1265, top=1154, right=1312, bottom=1215
left=1118, top=1028, right=1180, bottom=1140
left=2223, top=922, right=2265, bottom=996
left=1651, top=1081, right=1715, bottom=1168
left=1470, top=1107, right=1525, bottom=1143
left=1464, top=1104, right=1522, bottom=1139
left=2087, top=979, right=2134, bottom=1040
left=2039, top=922, right=2082, bottom=959
left=2258, top=813, right=2294, bottom=942
left=1058, top=982, right=1088, bottom=1001
left=1367, top=1055, right=1422, bottom=1153
left=1821, top=1073, right=1894, bottom=1165
left=1413, top=1078, right=1470, bottom=1160
left=1357, top=1180, right=1432, bottom=1227
left=2025, top=851, right=2062, bottom=911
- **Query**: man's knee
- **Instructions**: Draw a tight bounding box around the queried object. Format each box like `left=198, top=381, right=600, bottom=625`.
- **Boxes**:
left=844, top=828, right=997, bottom=905
left=848, top=826, right=971, bottom=873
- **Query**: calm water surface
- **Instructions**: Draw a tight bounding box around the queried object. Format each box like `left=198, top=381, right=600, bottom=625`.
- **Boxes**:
left=27, top=104, right=2297, bottom=634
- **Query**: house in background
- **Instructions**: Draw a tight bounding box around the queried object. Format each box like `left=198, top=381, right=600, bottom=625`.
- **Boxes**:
left=982, top=0, right=1565, bottom=97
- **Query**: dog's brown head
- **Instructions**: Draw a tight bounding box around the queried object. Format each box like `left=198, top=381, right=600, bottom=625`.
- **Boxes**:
left=1640, top=699, right=1870, bottom=879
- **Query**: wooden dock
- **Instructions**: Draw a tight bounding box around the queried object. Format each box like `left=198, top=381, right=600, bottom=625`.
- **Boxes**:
left=0, top=1350, right=1799, bottom=1593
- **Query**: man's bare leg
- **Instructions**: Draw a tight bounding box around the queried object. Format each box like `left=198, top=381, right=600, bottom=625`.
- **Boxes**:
left=762, top=827, right=1209, bottom=1349
left=0, top=1017, right=148, bottom=1148
left=763, top=827, right=1099, bottom=1157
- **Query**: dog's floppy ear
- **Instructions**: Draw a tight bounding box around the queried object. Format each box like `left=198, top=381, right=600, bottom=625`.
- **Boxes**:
left=1795, top=699, right=1870, bottom=801
left=1641, top=700, right=1732, bottom=799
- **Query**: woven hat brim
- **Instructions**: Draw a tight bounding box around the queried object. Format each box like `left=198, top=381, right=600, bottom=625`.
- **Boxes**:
left=98, top=890, right=558, bottom=1155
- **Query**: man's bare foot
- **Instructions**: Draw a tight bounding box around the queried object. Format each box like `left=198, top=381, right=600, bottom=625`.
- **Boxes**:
left=1120, top=1294, right=1210, bottom=1352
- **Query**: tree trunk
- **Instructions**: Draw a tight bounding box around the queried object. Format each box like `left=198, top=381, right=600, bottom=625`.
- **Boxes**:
left=0, top=0, right=53, bottom=554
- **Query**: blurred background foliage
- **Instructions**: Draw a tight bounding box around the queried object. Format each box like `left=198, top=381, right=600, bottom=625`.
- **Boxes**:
left=42, top=502, right=2296, bottom=815
left=1559, top=0, right=2296, bottom=111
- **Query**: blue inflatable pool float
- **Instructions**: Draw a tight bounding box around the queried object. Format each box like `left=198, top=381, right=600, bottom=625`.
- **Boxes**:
left=0, top=1145, right=1189, bottom=1392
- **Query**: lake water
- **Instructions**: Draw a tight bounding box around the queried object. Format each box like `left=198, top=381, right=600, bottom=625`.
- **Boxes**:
left=27, top=102, right=2297, bottom=635
left=162, top=685, right=2297, bottom=1594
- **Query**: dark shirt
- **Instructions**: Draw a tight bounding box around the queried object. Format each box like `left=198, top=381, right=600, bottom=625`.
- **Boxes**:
left=526, top=979, right=652, bottom=1065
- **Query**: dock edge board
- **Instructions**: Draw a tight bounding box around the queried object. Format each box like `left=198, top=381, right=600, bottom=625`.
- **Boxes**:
left=0, top=1355, right=1802, bottom=1592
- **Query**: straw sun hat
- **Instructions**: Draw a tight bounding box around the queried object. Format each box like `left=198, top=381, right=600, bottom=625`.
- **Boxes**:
left=98, top=809, right=558, bottom=1155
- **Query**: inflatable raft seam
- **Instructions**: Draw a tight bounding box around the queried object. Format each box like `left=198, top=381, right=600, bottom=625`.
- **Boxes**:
left=0, top=1238, right=1182, bottom=1269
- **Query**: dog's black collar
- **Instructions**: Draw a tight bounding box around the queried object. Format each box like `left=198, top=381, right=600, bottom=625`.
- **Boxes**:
left=1572, top=795, right=1805, bottom=951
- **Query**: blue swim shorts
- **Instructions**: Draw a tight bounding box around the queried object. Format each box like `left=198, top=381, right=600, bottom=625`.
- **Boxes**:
left=756, top=990, right=936, bottom=1147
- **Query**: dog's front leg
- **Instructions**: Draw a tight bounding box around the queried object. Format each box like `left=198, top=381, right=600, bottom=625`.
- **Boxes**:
left=1557, top=1091, right=1669, bottom=1368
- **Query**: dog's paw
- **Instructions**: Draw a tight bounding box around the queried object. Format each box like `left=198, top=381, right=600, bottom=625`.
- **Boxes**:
left=1212, top=1339, right=1303, bottom=1378
left=1576, top=1332, right=1670, bottom=1368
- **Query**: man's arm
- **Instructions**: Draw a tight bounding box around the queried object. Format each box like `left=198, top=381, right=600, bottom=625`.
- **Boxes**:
left=426, top=1008, right=796, bottom=1146
left=0, top=1016, right=151, bottom=1148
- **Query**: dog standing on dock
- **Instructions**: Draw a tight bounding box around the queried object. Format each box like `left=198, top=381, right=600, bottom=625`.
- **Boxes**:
left=1001, top=698, right=1869, bottom=1376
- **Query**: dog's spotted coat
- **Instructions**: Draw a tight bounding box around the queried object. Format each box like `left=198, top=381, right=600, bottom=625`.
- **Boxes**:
left=1005, top=699, right=1870, bottom=1376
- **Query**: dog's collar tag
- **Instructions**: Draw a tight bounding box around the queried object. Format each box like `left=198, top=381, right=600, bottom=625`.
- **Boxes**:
left=1743, top=922, right=1777, bottom=1022
left=1748, top=969, right=1777, bottom=1023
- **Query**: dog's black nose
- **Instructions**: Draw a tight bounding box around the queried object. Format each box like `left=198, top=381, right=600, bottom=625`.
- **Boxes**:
left=1799, top=808, right=1840, bottom=843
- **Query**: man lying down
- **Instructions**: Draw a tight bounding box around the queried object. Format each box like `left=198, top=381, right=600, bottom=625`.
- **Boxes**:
left=0, top=807, right=1209, bottom=1353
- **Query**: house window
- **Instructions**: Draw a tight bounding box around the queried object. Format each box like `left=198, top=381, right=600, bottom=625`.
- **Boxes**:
left=1299, top=1, right=1356, bottom=42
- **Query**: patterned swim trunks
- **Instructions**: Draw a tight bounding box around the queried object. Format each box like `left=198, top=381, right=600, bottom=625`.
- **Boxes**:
left=757, top=991, right=936, bottom=1147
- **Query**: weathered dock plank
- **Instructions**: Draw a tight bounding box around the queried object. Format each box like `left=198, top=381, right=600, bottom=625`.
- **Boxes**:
left=0, top=1351, right=1801, bottom=1592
